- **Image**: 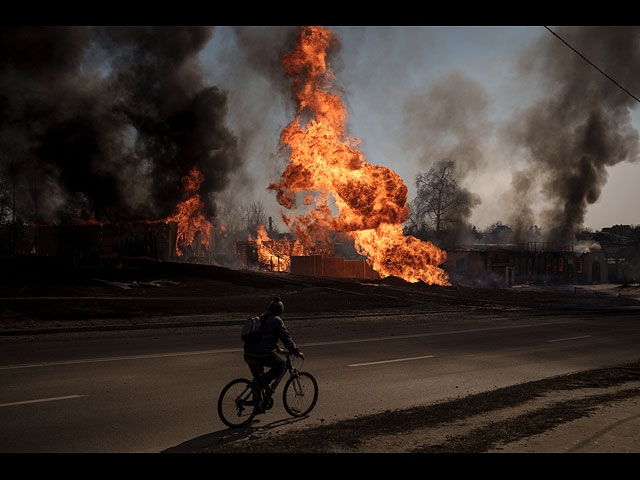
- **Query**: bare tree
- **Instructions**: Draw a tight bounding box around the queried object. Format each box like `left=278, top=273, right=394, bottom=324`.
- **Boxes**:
left=242, top=201, right=267, bottom=234
left=0, top=177, right=10, bottom=225
left=215, top=192, right=269, bottom=238
left=409, top=158, right=480, bottom=245
left=405, top=196, right=430, bottom=238
left=0, top=175, right=14, bottom=254
left=215, top=192, right=243, bottom=234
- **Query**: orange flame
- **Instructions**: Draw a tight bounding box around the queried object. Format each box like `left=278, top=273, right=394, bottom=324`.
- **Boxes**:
left=269, top=26, right=449, bottom=285
left=165, top=168, right=212, bottom=257
left=79, top=212, right=103, bottom=226
left=249, top=224, right=304, bottom=272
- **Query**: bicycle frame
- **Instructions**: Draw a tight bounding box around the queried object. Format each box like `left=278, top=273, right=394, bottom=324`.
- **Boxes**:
left=219, top=349, right=315, bottom=427
left=267, top=351, right=298, bottom=394
left=235, top=384, right=259, bottom=410
left=236, top=352, right=297, bottom=409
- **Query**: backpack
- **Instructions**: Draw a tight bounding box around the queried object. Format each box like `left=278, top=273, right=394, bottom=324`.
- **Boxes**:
left=241, top=315, right=263, bottom=345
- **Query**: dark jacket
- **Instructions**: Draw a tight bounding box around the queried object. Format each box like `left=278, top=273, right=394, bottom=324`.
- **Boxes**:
left=243, top=311, right=298, bottom=356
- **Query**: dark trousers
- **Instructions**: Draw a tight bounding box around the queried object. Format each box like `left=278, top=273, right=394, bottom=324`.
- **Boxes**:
left=244, top=352, right=286, bottom=387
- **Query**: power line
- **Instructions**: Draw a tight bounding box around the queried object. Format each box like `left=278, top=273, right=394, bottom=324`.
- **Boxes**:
left=543, top=26, right=640, bottom=104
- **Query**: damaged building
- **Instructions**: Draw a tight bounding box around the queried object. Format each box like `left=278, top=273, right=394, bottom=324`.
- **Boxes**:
left=444, top=241, right=609, bottom=287
left=440, top=222, right=640, bottom=287
left=25, top=221, right=218, bottom=267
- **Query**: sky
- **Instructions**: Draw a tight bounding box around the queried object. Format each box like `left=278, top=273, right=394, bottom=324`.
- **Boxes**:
left=197, top=26, right=640, bottom=234
left=3, top=25, right=638, bottom=238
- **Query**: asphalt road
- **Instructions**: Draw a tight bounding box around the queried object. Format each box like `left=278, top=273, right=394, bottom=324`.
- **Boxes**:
left=1, top=308, right=639, bottom=453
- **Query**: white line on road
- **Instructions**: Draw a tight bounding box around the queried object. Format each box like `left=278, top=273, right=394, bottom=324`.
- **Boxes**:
left=548, top=335, right=592, bottom=343
left=0, top=321, right=576, bottom=371
left=349, top=355, right=435, bottom=367
left=0, top=395, right=88, bottom=408
left=0, top=349, right=241, bottom=370
left=302, top=321, right=575, bottom=347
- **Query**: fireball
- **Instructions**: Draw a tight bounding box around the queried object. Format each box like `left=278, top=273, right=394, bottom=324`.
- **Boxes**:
left=269, top=26, right=450, bottom=286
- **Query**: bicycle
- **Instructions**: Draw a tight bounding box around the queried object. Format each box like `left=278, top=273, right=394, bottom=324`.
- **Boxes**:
left=217, top=348, right=319, bottom=429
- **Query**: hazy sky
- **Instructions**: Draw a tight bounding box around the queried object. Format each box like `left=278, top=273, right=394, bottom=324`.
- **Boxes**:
left=200, top=26, right=640, bottom=233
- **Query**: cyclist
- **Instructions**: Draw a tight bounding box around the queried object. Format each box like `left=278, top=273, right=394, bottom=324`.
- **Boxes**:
left=243, top=296, right=304, bottom=412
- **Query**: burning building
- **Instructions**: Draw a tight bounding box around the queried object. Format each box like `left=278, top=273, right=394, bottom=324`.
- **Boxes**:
left=18, top=164, right=221, bottom=267
left=235, top=226, right=309, bottom=273
left=31, top=219, right=219, bottom=267
left=234, top=223, right=380, bottom=280
left=0, top=26, right=241, bottom=268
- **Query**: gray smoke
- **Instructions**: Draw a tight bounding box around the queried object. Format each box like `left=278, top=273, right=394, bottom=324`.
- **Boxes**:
left=227, top=26, right=298, bottom=173
left=402, top=70, right=488, bottom=242
left=503, top=26, right=640, bottom=244
left=198, top=26, right=300, bottom=229
left=0, top=26, right=241, bottom=224
left=503, top=169, right=539, bottom=243
left=403, top=69, right=492, bottom=179
left=231, top=26, right=299, bottom=98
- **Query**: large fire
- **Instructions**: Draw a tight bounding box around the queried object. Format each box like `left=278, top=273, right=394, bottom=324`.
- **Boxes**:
left=165, top=167, right=212, bottom=257
left=66, top=168, right=213, bottom=259
left=268, top=26, right=450, bottom=286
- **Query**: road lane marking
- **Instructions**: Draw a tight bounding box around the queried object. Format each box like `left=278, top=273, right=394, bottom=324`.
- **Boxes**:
left=0, top=395, right=87, bottom=408
left=349, top=355, right=435, bottom=367
left=548, top=335, right=592, bottom=343
left=303, top=321, right=575, bottom=347
left=0, top=349, right=241, bottom=370
left=0, top=321, right=577, bottom=371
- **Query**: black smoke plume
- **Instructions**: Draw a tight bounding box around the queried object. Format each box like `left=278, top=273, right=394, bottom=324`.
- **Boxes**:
left=503, top=26, right=640, bottom=244
left=0, top=26, right=241, bottom=224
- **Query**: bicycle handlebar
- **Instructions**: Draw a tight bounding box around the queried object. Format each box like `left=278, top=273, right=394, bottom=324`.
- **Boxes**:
left=276, top=347, right=303, bottom=358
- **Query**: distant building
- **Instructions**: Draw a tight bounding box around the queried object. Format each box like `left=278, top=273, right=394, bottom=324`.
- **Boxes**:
left=443, top=243, right=608, bottom=287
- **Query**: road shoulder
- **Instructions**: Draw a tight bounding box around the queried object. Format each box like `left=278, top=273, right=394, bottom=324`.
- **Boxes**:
left=196, top=359, right=640, bottom=453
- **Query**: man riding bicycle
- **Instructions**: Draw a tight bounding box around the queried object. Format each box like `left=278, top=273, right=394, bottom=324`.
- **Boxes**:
left=218, top=296, right=317, bottom=427
left=243, top=296, right=304, bottom=411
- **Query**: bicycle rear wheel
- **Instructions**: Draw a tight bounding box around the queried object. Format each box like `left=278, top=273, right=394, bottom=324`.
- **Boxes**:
left=218, top=378, right=259, bottom=428
left=283, top=372, right=318, bottom=417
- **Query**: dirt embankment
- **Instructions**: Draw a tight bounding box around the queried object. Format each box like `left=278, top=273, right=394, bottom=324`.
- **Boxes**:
left=2, top=257, right=639, bottom=335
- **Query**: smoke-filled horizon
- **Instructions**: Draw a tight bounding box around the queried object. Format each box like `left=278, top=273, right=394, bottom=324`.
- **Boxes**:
left=203, top=26, right=640, bottom=240
left=2, top=26, right=640, bottom=242
left=501, top=26, right=640, bottom=243
left=0, top=26, right=241, bottom=225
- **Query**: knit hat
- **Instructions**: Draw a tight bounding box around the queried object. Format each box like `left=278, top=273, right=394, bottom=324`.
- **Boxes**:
left=268, top=296, right=284, bottom=315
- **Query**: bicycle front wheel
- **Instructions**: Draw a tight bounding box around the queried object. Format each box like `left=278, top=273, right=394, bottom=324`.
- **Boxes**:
left=218, top=378, right=259, bottom=428
left=283, top=372, right=318, bottom=417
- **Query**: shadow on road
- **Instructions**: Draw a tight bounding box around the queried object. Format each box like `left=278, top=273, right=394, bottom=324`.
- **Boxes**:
left=161, top=415, right=309, bottom=453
